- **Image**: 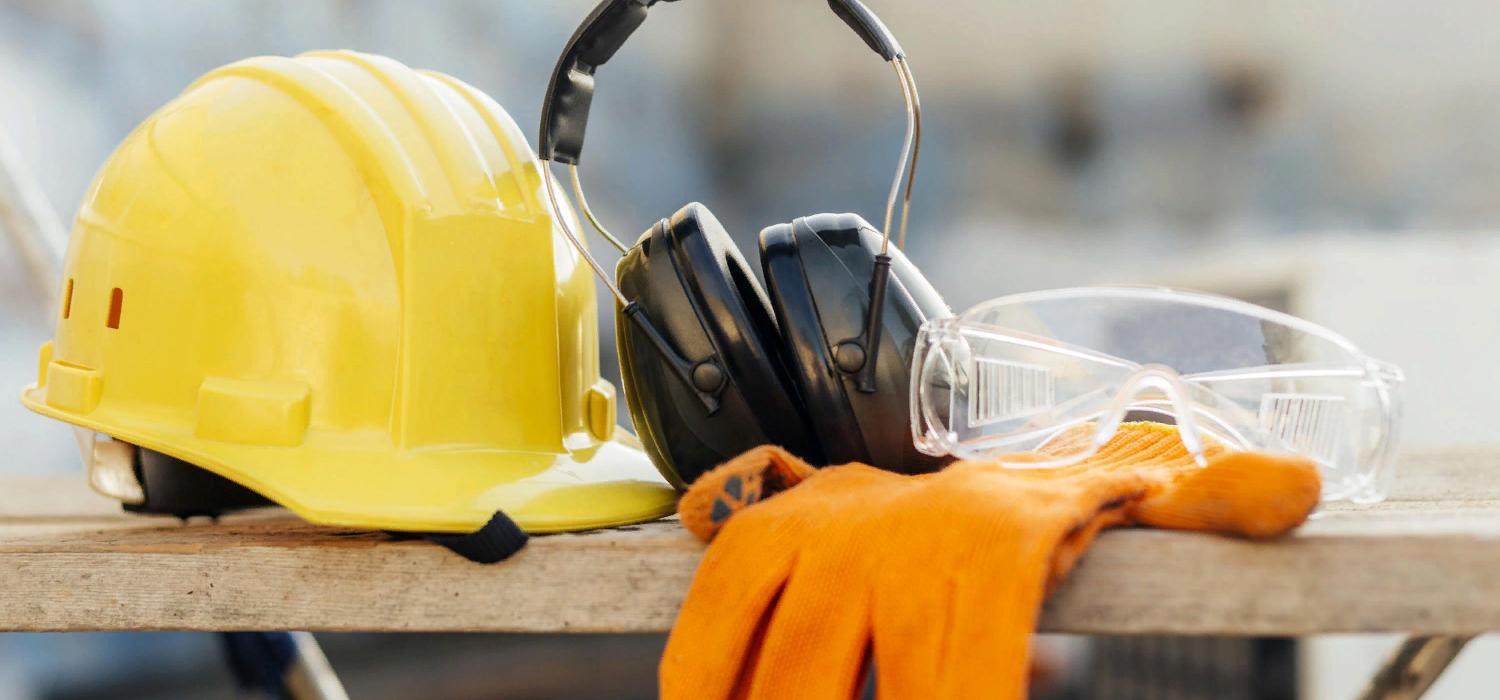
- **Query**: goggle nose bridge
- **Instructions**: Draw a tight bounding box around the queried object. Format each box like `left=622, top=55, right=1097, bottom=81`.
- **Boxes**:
left=1094, top=365, right=1211, bottom=467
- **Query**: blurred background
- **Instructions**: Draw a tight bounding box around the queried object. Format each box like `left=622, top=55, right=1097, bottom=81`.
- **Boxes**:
left=1, top=0, right=1497, bottom=697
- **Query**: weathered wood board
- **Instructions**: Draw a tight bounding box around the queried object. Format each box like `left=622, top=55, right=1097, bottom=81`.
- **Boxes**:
left=0, top=449, right=1496, bottom=634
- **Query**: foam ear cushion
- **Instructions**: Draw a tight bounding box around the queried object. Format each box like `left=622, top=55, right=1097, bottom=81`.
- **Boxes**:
left=127, top=446, right=273, bottom=518
left=615, top=203, right=819, bottom=487
left=760, top=213, right=950, bottom=473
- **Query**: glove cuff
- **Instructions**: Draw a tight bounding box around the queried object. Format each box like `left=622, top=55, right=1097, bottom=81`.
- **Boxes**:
left=678, top=446, right=818, bottom=541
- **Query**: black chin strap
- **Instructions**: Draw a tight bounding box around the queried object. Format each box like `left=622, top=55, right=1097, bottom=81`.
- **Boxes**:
left=424, top=512, right=529, bottom=564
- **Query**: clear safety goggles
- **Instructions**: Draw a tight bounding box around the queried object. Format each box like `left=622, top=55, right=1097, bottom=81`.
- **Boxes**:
left=911, top=287, right=1404, bottom=503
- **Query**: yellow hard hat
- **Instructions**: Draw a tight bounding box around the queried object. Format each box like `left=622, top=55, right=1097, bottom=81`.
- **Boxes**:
left=20, top=50, right=678, bottom=536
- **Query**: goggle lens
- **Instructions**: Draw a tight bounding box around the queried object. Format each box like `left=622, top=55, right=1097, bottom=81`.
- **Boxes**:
left=912, top=288, right=1402, bottom=503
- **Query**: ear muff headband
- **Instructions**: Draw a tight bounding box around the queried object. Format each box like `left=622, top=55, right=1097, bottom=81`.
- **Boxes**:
left=536, top=0, right=922, bottom=408
left=538, top=0, right=903, bottom=165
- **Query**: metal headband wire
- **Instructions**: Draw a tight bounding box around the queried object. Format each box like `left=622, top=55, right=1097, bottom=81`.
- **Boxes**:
left=896, top=58, right=922, bottom=251
left=882, top=56, right=920, bottom=255
left=569, top=164, right=630, bottom=254
left=542, top=164, right=630, bottom=306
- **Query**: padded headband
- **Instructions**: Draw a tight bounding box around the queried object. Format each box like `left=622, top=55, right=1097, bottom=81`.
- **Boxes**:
left=538, top=0, right=905, bottom=164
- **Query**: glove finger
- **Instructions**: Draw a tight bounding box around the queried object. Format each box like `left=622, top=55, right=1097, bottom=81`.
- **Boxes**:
left=1044, top=503, right=1131, bottom=596
left=661, top=515, right=801, bottom=699
left=660, top=539, right=798, bottom=700
left=678, top=445, right=819, bottom=542
left=904, top=478, right=1117, bottom=700
left=866, top=481, right=982, bottom=699
left=744, top=540, right=873, bottom=700
left=871, top=572, right=959, bottom=699
left=934, top=564, right=1052, bottom=699
left=868, top=476, right=1065, bottom=699
left=1130, top=451, right=1322, bottom=538
left=670, top=459, right=910, bottom=699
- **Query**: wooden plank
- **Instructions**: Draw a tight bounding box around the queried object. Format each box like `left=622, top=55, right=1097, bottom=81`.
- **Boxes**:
left=1381, top=448, right=1500, bottom=502
left=0, top=476, right=131, bottom=519
left=0, top=515, right=701, bottom=633
left=0, top=449, right=1495, bottom=634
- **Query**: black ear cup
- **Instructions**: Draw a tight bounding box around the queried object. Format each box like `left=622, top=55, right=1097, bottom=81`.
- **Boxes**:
left=616, top=203, right=820, bottom=488
left=760, top=213, right=950, bottom=474
left=541, top=0, right=932, bottom=486
left=126, top=446, right=273, bottom=518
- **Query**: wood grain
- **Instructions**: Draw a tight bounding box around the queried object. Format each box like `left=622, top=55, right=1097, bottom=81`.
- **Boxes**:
left=0, top=448, right=1496, bottom=634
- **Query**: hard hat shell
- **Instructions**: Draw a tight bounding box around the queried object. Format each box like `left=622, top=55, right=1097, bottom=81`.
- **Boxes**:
left=20, top=51, right=678, bottom=533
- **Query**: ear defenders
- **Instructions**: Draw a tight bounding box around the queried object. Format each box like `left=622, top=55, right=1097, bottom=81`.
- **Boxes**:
left=538, top=0, right=950, bottom=488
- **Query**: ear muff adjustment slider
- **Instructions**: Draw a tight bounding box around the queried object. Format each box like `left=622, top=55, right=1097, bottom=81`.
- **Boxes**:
left=624, top=302, right=723, bottom=414
left=854, top=254, right=893, bottom=392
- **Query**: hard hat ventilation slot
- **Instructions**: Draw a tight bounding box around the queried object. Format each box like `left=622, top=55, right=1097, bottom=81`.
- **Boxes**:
left=106, top=287, right=124, bottom=329
left=61, top=279, right=74, bottom=319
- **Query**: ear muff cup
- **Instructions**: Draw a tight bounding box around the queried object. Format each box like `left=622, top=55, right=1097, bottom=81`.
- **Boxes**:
left=616, top=203, right=820, bottom=487
left=760, top=213, right=950, bottom=473
left=126, top=446, right=273, bottom=518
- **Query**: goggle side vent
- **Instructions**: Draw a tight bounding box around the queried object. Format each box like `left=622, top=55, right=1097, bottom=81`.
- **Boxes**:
left=1258, top=393, right=1346, bottom=464
left=968, top=357, right=1055, bottom=427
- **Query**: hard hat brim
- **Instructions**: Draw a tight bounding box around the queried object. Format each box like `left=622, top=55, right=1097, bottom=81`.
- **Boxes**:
left=22, top=385, right=680, bottom=534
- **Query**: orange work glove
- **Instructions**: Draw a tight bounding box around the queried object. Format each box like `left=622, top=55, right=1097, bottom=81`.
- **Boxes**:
left=662, top=423, right=1321, bottom=700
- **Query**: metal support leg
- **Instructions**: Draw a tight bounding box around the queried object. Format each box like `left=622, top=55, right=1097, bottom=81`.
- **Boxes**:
left=221, top=631, right=350, bottom=700
left=1355, top=635, right=1474, bottom=700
